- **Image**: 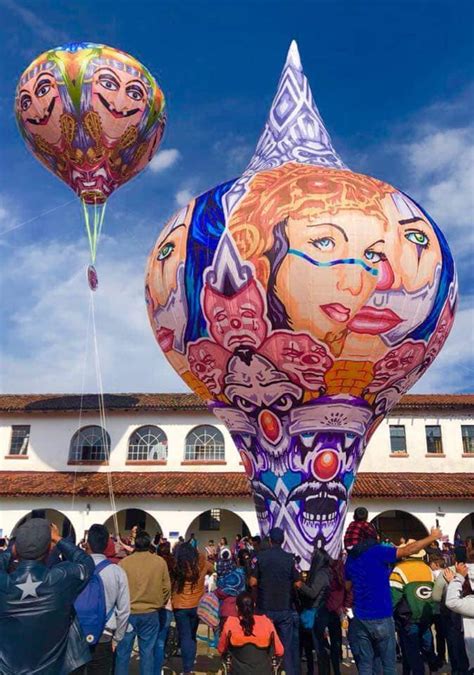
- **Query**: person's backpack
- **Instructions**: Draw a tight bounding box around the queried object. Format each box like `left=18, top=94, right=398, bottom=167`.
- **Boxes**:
left=197, top=591, right=220, bottom=628
left=74, top=559, right=113, bottom=645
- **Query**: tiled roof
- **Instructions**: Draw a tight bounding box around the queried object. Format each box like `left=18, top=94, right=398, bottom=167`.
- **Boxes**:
left=0, top=393, right=472, bottom=414
left=0, top=471, right=471, bottom=500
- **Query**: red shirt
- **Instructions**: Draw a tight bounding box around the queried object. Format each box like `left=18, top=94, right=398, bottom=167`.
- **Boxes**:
left=218, top=615, right=284, bottom=656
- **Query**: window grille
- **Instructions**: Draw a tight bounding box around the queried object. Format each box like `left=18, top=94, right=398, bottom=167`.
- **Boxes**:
left=425, top=425, right=443, bottom=454
left=185, top=425, right=225, bottom=461
left=389, top=425, right=407, bottom=454
left=461, top=425, right=474, bottom=454
left=9, top=425, right=30, bottom=455
left=199, top=509, right=221, bottom=530
left=128, top=426, right=168, bottom=461
left=69, top=426, right=110, bottom=462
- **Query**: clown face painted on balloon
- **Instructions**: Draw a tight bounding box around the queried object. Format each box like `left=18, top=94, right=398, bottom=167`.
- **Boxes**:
left=16, top=42, right=166, bottom=205
left=146, top=42, right=457, bottom=568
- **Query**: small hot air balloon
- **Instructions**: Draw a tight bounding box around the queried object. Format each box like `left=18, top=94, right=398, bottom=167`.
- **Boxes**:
left=16, top=42, right=166, bottom=289
left=145, top=42, right=457, bottom=568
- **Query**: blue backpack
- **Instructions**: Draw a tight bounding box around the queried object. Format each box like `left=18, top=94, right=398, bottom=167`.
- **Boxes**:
left=75, top=559, right=113, bottom=645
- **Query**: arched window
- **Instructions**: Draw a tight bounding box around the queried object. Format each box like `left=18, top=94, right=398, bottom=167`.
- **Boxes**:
left=185, top=425, right=225, bottom=461
left=128, top=426, right=168, bottom=461
left=69, top=425, right=110, bottom=462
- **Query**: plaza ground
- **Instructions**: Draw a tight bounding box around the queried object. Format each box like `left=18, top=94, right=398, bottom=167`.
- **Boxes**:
left=128, top=623, right=453, bottom=674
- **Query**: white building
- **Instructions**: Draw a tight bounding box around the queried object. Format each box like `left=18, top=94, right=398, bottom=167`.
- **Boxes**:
left=0, top=393, right=472, bottom=547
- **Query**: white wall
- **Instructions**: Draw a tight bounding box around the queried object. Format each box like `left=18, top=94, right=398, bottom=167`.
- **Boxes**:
left=0, top=496, right=259, bottom=545
left=0, top=410, right=242, bottom=473
left=1, top=408, right=473, bottom=474
left=360, top=412, right=474, bottom=473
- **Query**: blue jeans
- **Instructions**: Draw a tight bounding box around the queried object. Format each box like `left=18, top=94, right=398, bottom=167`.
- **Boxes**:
left=174, top=607, right=199, bottom=673
left=154, top=608, right=172, bottom=674
left=348, top=615, right=397, bottom=675
left=398, top=622, right=437, bottom=675
left=115, top=610, right=161, bottom=675
left=266, top=609, right=300, bottom=675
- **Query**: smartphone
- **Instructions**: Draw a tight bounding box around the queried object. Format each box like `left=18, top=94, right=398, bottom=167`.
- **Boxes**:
left=0, top=538, right=6, bottom=547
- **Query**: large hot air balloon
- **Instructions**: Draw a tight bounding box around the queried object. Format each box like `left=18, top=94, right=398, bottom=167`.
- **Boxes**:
left=16, top=42, right=166, bottom=289
left=145, top=42, right=457, bottom=568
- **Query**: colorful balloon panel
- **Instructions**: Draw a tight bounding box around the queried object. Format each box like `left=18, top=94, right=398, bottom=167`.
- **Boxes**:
left=16, top=42, right=166, bottom=204
left=145, top=43, right=457, bottom=568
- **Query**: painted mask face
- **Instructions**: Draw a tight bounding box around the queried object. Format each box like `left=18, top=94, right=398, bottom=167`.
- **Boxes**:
left=70, top=161, right=115, bottom=200
left=277, top=210, right=387, bottom=341
left=18, top=67, right=64, bottom=145
left=204, top=279, right=269, bottom=351
left=367, top=341, right=426, bottom=393
left=261, top=331, right=333, bottom=391
left=360, top=193, right=443, bottom=345
left=91, top=65, right=149, bottom=141
left=224, top=351, right=302, bottom=471
left=187, top=340, right=229, bottom=394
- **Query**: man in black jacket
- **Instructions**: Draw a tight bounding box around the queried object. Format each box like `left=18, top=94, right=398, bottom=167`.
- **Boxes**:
left=249, top=527, right=301, bottom=675
left=0, top=518, right=94, bottom=674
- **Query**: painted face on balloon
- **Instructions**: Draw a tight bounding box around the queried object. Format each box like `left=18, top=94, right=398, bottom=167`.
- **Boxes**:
left=91, top=65, right=148, bottom=141
left=287, top=431, right=362, bottom=552
left=224, top=351, right=303, bottom=473
left=187, top=340, right=229, bottom=395
left=18, top=67, right=64, bottom=145
left=360, top=193, right=443, bottom=345
left=261, top=331, right=333, bottom=391
left=276, top=210, right=387, bottom=343
left=367, top=341, right=426, bottom=393
left=203, top=279, right=269, bottom=352
left=146, top=205, right=193, bottom=354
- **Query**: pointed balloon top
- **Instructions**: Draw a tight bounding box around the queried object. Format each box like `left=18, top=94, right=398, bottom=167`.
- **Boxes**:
left=223, top=41, right=349, bottom=217
left=286, top=39, right=302, bottom=69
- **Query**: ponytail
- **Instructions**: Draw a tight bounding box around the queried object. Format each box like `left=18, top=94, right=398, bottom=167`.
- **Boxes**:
left=236, top=591, right=255, bottom=637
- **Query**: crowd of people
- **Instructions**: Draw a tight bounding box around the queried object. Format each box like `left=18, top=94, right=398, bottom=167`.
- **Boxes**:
left=0, top=510, right=472, bottom=675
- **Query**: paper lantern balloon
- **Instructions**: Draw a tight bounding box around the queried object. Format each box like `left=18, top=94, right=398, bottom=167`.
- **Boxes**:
left=145, top=42, right=457, bottom=568
left=16, top=42, right=166, bottom=287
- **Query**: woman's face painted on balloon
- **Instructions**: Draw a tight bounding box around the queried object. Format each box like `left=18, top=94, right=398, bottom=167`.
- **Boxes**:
left=277, top=210, right=387, bottom=340
left=18, top=67, right=64, bottom=145
left=358, top=193, right=444, bottom=345
left=146, top=204, right=193, bottom=354
left=91, top=65, right=148, bottom=141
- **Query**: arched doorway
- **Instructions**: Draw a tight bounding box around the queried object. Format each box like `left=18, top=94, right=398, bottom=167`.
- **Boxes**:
left=103, top=509, right=162, bottom=539
left=13, top=509, right=76, bottom=541
left=185, top=508, right=251, bottom=547
left=371, top=510, right=428, bottom=545
left=455, top=512, right=474, bottom=541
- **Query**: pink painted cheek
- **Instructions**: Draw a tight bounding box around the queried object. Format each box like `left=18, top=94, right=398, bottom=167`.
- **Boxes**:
left=376, top=259, right=395, bottom=290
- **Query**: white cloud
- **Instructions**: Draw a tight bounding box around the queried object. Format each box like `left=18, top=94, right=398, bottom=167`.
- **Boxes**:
left=404, top=126, right=474, bottom=234
left=0, top=238, right=188, bottom=394
left=148, top=148, right=181, bottom=174
left=175, top=188, right=193, bottom=207
left=1, top=0, right=68, bottom=43
left=413, top=299, right=474, bottom=393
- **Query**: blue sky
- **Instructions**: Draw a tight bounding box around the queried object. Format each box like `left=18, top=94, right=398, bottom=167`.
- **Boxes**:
left=1, top=0, right=473, bottom=394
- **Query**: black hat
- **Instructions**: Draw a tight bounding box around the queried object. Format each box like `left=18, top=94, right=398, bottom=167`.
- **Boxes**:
left=15, top=518, right=51, bottom=560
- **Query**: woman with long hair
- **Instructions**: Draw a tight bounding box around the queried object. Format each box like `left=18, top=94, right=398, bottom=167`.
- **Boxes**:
left=298, top=547, right=332, bottom=675
left=172, top=542, right=213, bottom=675
left=218, top=591, right=284, bottom=674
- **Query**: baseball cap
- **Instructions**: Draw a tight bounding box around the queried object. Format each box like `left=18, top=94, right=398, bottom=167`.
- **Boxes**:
left=15, top=518, right=51, bottom=560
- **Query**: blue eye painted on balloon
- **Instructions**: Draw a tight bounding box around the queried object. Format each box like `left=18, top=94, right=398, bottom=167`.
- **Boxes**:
left=364, top=249, right=383, bottom=263
left=405, top=230, right=429, bottom=247
left=310, top=237, right=335, bottom=251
